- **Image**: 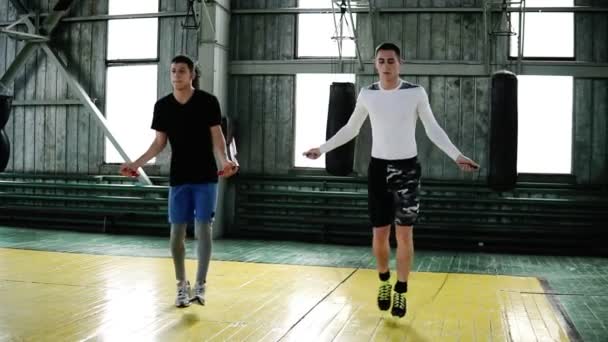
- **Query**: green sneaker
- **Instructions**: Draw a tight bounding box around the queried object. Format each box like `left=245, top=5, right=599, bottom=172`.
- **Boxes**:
left=391, top=291, right=406, bottom=318
left=377, top=281, right=392, bottom=311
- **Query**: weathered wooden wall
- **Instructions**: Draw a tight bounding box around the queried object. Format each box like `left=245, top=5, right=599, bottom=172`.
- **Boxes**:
left=228, top=0, right=608, bottom=185
left=0, top=0, right=200, bottom=174
left=1, top=0, right=606, bottom=184
left=573, top=0, right=608, bottom=183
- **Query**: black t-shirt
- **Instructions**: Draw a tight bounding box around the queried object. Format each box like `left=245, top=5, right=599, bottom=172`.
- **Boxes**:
left=151, top=90, right=222, bottom=186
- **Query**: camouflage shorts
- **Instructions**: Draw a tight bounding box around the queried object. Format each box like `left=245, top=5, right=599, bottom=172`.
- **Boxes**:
left=368, top=157, right=421, bottom=227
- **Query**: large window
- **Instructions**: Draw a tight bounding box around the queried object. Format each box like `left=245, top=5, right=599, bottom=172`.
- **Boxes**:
left=294, top=73, right=356, bottom=168
left=509, top=0, right=574, bottom=58
left=105, top=0, right=159, bottom=164
left=105, top=66, right=158, bottom=164
left=295, top=1, right=358, bottom=168
left=297, top=0, right=356, bottom=58
left=517, top=76, right=573, bottom=174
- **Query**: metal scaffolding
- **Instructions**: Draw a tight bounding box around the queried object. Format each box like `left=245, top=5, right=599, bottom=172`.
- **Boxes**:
left=330, top=0, right=367, bottom=72
left=485, top=0, right=527, bottom=74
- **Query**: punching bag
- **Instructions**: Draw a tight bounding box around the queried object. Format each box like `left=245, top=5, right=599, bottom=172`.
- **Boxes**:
left=489, top=71, right=518, bottom=191
left=326, top=82, right=357, bottom=176
left=0, top=94, right=12, bottom=172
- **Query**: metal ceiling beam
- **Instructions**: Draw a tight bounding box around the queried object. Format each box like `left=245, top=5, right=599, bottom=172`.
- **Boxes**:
left=230, top=60, right=487, bottom=76
left=0, top=1, right=38, bottom=87
left=1, top=14, right=48, bottom=41
left=1, top=12, right=190, bottom=27
left=0, top=44, right=40, bottom=87
left=8, top=0, right=29, bottom=15
left=231, top=6, right=608, bottom=14
left=518, top=62, right=608, bottom=78
left=0, top=0, right=75, bottom=86
left=42, top=0, right=75, bottom=33
left=40, top=44, right=152, bottom=185
left=230, top=60, right=608, bottom=78
left=2, top=6, right=603, bottom=26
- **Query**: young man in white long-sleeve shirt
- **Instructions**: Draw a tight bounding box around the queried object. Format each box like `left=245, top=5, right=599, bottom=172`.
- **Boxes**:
left=304, top=42, right=479, bottom=318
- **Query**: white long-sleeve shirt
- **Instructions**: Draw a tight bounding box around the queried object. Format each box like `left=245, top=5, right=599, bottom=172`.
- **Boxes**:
left=320, top=79, right=462, bottom=161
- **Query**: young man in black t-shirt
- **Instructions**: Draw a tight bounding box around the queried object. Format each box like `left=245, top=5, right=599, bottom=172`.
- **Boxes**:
left=121, top=55, right=238, bottom=307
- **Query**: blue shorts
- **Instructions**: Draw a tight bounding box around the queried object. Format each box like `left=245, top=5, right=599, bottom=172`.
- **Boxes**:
left=168, top=183, right=218, bottom=224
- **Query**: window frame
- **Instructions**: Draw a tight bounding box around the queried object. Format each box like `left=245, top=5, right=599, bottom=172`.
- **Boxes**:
left=507, top=2, right=575, bottom=60
left=295, top=0, right=358, bottom=59
left=103, top=0, right=160, bottom=164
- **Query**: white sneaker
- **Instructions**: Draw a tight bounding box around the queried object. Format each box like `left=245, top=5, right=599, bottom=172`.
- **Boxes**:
left=191, top=282, right=206, bottom=305
left=175, top=281, right=191, bottom=308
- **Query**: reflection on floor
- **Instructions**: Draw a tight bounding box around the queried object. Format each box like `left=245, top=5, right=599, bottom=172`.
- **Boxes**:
left=0, top=247, right=573, bottom=341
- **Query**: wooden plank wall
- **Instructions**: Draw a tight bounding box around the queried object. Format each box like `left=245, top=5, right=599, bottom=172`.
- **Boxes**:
left=158, top=0, right=199, bottom=97
left=0, top=1, right=18, bottom=171
left=229, top=0, right=607, bottom=185
left=0, top=0, right=605, bottom=185
left=230, top=0, right=296, bottom=61
left=1, top=0, right=107, bottom=174
left=357, top=0, right=485, bottom=61
left=574, top=0, right=608, bottom=184
left=575, top=78, right=608, bottom=184
left=228, top=75, right=294, bottom=174
left=228, top=0, right=296, bottom=174
left=0, top=0, right=199, bottom=175
left=229, top=0, right=492, bottom=180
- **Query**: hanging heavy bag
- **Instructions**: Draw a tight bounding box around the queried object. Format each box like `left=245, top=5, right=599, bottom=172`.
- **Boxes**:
left=0, top=95, right=11, bottom=128
left=489, top=71, right=518, bottom=191
left=325, top=82, right=357, bottom=176
left=0, top=130, right=10, bottom=172
left=0, top=95, right=12, bottom=172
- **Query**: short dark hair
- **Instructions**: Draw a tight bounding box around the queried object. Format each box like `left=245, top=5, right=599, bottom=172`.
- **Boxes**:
left=374, top=42, right=401, bottom=59
left=171, top=55, right=194, bottom=72
left=170, top=54, right=200, bottom=89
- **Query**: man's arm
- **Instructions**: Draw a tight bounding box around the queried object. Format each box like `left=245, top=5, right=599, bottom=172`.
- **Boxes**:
left=416, top=88, right=462, bottom=161
left=210, top=125, right=238, bottom=177
left=319, top=102, right=368, bottom=154
left=210, top=125, right=228, bottom=165
left=304, top=101, right=368, bottom=159
left=302, top=101, right=368, bottom=159
left=417, top=88, right=479, bottom=171
left=120, top=131, right=167, bottom=176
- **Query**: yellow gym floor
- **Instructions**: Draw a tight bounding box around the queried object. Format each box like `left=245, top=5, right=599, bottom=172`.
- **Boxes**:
left=0, top=247, right=571, bottom=341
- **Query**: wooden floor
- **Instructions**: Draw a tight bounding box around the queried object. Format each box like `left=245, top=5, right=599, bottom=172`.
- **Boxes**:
left=0, top=247, right=573, bottom=341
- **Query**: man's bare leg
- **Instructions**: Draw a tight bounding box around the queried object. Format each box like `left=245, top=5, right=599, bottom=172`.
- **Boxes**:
left=395, top=225, right=414, bottom=282
left=373, top=225, right=391, bottom=273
